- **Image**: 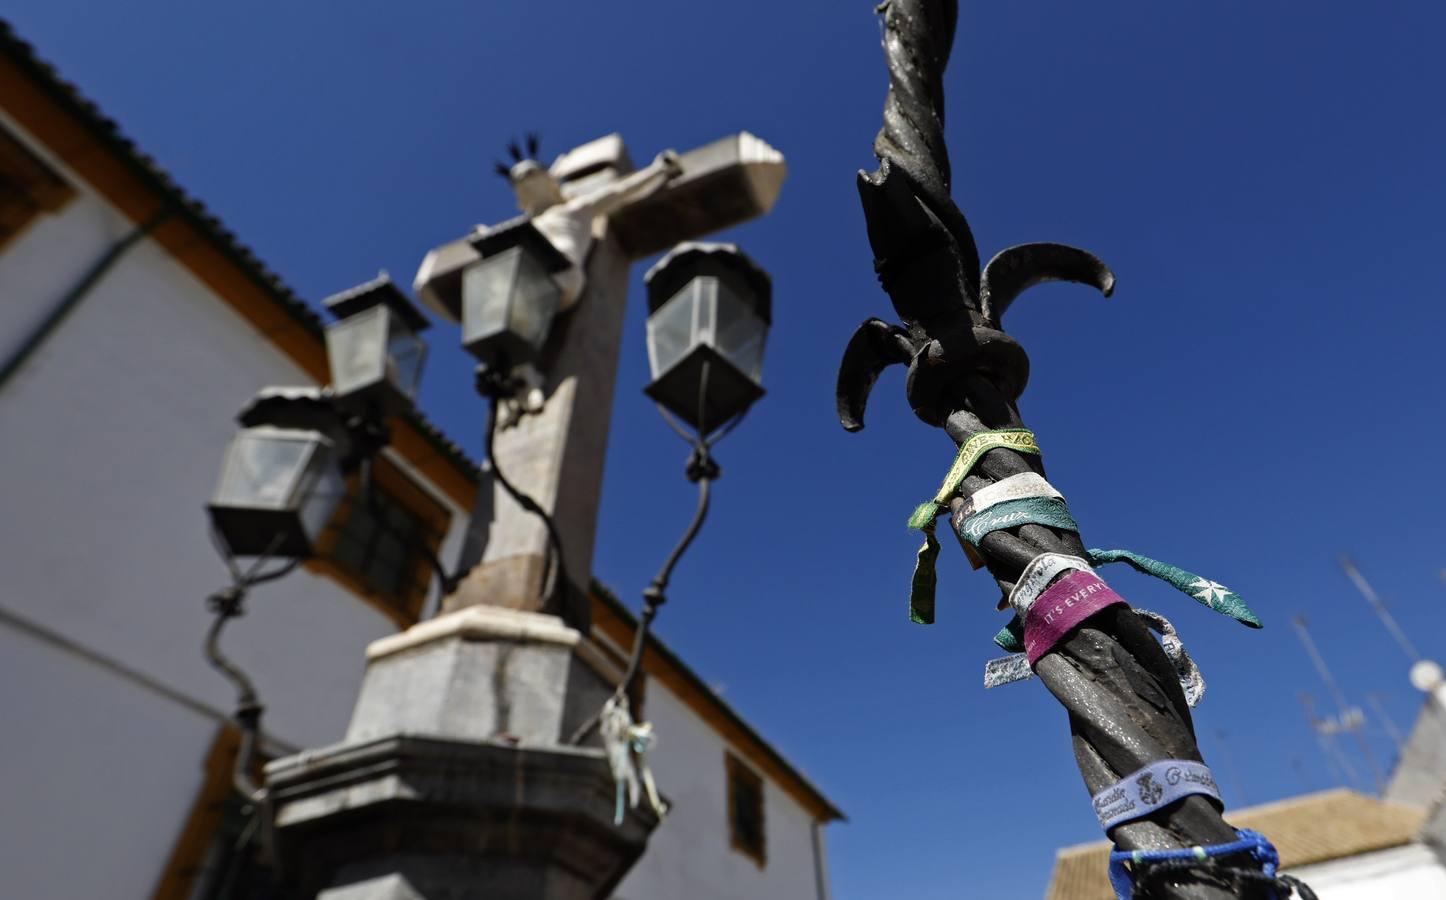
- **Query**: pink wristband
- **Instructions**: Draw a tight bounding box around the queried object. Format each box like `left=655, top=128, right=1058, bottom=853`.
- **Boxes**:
left=1023, top=570, right=1127, bottom=664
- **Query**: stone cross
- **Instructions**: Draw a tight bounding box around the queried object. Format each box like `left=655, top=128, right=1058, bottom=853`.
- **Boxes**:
left=414, top=133, right=786, bottom=630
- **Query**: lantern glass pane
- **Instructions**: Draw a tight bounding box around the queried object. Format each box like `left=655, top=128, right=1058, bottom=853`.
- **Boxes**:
left=713, top=281, right=766, bottom=381
left=297, top=457, right=346, bottom=542
left=647, top=280, right=701, bottom=380
left=214, top=430, right=317, bottom=511
left=462, top=248, right=521, bottom=348
left=505, top=249, right=561, bottom=350
left=462, top=246, right=561, bottom=361
left=386, top=322, right=428, bottom=400
left=326, top=307, right=388, bottom=399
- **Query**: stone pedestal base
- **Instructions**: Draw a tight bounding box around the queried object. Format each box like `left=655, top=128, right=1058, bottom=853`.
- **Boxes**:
left=265, top=606, right=652, bottom=899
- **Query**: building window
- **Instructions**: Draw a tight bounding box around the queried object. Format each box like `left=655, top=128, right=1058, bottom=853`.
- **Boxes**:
left=0, top=125, right=74, bottom=251
left=308, top=456, right=450, bottom=627
left=726, top=751, right=767, bottom=867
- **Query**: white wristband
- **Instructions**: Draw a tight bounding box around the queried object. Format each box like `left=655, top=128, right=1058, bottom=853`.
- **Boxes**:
left=961, top=472, right=1064, bottom=518
left=1007, top=553, right=1093, bottom=619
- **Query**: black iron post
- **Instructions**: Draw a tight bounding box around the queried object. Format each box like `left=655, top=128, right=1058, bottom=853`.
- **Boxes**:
left=837, top=3, right=1299, bottom=897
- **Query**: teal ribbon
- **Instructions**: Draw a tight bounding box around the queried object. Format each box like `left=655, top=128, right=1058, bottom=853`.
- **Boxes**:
left=958, top=496, right=1079, bottom=547
left=991, top=548, right=1263, bottom=652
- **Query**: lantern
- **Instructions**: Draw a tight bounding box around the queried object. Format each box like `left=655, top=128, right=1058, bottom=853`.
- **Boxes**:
left=462, top=217, right=570, bottom=368
left=322, top=274, right=430, bottom=419
left=643, top=242, right=771, bottom=434
left=206, top=389, right=349, bottom=558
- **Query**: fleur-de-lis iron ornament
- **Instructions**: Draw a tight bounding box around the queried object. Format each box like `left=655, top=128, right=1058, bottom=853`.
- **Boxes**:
left=838, top=3, right=1280, bottom=898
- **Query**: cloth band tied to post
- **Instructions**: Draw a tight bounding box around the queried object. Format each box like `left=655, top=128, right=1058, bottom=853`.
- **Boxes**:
left=1022, top=570, right=1127, bottom=665
left=958, top=496, right=1079, bottom=547
left=908, top=429, right=1041, bottom=530
left=991, top=548, right=1262, bottom=653
left=906, top=430, right=1042, bottom=623
left=1092, top=759, right=1221, bottom=831
left=1005, top=552, right=1094, bottom=618
left=904, top=434, right=1263, bottom=658
left=1107, top=829, right=1282, bottom=900
left=984, top=607, right=1208, bottom=708
left=957, top=471, right=1063, bottom=518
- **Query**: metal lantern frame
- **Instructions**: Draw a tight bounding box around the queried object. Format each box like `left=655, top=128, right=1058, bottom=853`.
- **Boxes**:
left=206, top=388, right=354, bottom=559
left=207, top=426, right=345, bottom=559
left=322, top=275, right=431, bottom=420
left=462, top=217, right=571, bottom=370
left=642, top=242, right=771, bottom=436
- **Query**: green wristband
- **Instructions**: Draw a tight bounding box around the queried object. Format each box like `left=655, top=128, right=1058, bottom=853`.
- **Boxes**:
left=958, top=496, right=1079, bottom=547
left=907, top=429, right=1041, bottom=530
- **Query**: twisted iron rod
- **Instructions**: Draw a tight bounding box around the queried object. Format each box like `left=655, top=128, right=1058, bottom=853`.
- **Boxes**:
left=840, top=2, right=1281, bottom=896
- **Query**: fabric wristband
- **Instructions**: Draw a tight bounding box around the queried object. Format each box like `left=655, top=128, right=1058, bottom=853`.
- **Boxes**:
left=1107, top=828, right=1278, bottom=900
left=958, top=496, right=1079, bottom=548
left=993, top=548, right=1263, bottom=653
left=905, top=431, right=1040, bottom=626
left=985, top=607, right=1206, bottom=708
left=948, top=499, right=988, bottom=570
left=908, top=429, right=1040, bottom=530
left=959, top=472, right=1063, bottom=519
left=1022, top=570, right=1127, bottom=664
left=1092, top=759, right=1222, bottom=830
left=1006, top=552, right=1094, bottom=619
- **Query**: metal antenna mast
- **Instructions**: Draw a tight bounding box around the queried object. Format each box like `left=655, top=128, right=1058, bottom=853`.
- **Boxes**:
left=1366, top=692, right=1407, bottom=755
left=1300, top=693, right=1359, bottom=789
left=1339, top=555, right=1420, bottom=663
left=1292, top=616, right=1385, bottom=792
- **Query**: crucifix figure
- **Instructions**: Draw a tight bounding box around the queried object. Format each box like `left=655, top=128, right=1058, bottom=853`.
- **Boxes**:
left=415, top=131, right=786, bottom=628
left=488, top=143, right=684, bottom=420
left=836, top=3, right=1309, bottom=899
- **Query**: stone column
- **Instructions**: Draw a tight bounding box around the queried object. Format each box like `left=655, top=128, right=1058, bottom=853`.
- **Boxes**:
left=266, top=606, right=654, bottom=900
left=446, top=224, right=633, bottom=628
left=264, top=134, right=786, bottom=900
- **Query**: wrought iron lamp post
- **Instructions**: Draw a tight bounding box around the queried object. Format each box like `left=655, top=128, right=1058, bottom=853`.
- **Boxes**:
left=572, top=242, right=772, bottom=755
left=199, top=276, right=441, bottom=879
left=836, top=3, right=1310, bottom=898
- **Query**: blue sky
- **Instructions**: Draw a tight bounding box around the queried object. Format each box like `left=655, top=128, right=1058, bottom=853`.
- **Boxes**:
left=10, top=1, right=1446, bottom=896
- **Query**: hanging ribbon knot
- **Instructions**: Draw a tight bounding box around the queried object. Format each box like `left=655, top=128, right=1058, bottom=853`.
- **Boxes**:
left=906, top=429, right=1040, bottom=623
left=599, top=695, right=669, bottom=826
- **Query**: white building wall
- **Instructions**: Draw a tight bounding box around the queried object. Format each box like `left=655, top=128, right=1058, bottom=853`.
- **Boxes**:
left=0, top=108, right=832, bottom=900
left=1288, top=844, right=1446, bottom=899
left=0, top=624, right=216, bottom=900
left=0, top=113, right=467, bottom=898
left=615, top=682, right=824, bottom=900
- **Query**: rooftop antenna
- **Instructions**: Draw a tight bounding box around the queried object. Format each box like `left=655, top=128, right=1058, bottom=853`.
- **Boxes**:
left=1339, top=555, right=1421, bottom=663
left=1341, top=556, right=1446, bottom=710
left=1293, top=616, right=1386, bottom=793
left=1366, top=692, right=1407, bottom=755
left=1301, top=692, right=1359, bottom=790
